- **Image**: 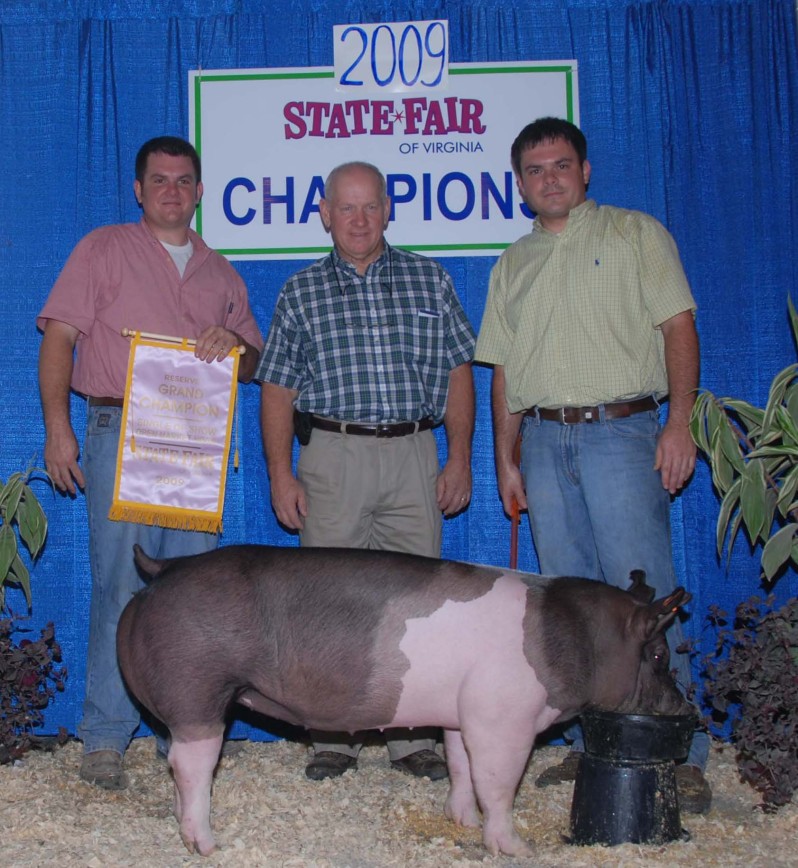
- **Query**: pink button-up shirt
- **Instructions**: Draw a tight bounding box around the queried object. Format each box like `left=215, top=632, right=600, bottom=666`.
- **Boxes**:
left=38, top=219, right=263, bottom=398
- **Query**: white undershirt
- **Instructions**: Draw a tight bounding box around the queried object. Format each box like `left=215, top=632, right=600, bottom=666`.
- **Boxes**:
left=161, top=239, right=193, bottom=278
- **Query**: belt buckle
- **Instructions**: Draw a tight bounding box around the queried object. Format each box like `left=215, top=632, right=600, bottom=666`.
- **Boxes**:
left=558, top=407, right=571, bottom=425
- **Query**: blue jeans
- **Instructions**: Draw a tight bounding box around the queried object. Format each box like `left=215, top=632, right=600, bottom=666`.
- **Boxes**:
left=520, top=409, right=709, bottom=770
left=77, top=406, right=217, bottom=755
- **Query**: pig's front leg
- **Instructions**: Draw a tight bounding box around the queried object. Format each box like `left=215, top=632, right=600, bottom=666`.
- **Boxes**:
left=442, top=729, right=480, bottom=828
left=170, top=735, right=224, bottom=856
left=463, top=723, right=535, bottom=857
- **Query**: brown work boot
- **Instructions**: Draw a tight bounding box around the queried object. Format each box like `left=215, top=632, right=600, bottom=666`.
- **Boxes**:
left=534, top=751, right=582, bottom=787
left=390, top=749, right=448, bottom=781
left=305, top=751, right=358, bottom=781
left=79, top=749, right=128, bottom=790
left=676, top=764, right=712, bottom=814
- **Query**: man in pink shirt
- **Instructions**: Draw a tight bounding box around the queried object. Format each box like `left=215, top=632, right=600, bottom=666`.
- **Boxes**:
left=37, top=136, right=263, bottom=790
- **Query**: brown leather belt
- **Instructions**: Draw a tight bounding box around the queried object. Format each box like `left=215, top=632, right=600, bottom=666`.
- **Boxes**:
left=88, top=396, right=124, bottom=408
left=311, top=416, right=434, bottom=438
left=528, top=396, right=658, bottom=425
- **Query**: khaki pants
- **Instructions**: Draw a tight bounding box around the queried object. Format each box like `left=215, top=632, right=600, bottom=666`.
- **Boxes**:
left=298, top=426, right=442, bottom=760
left=298, top=427, right=442, bottom=556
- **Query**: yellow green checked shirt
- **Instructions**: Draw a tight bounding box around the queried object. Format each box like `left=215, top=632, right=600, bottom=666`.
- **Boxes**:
left=475, top=200, right=696, bottom=413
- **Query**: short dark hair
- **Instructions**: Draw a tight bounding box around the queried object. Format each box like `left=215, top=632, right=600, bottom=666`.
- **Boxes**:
left=510, top=117, right=587, bottom=175
left=135, top=136, right=201, bottom=183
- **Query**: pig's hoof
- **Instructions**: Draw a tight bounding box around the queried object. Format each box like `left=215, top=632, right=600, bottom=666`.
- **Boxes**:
left=444, top=795, right=480, bottom=828
left=483, top=826, right=533, bottom=857
left=180, top=829, right=216, bottom=856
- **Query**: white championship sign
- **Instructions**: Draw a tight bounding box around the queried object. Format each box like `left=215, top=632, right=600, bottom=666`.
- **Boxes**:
left=189, top=58, right=578, bottom=260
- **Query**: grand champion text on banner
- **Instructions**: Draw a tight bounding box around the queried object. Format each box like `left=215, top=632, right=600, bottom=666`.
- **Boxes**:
left=110, top=331, right=240, bottom=533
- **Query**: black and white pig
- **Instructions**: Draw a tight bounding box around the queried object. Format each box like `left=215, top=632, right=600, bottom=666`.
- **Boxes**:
left=117, top=544, right=693, bottom=858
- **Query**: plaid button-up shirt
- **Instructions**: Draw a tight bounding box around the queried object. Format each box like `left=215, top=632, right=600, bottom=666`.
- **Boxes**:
left=255, top=244, right=475, bottom=423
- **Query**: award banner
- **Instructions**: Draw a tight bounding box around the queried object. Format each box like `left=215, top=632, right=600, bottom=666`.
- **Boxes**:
left=109, top=334, right=240, bottom=533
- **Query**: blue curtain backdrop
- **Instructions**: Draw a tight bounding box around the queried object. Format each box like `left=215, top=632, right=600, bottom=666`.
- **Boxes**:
left=0, top=0, right=796, bottom=740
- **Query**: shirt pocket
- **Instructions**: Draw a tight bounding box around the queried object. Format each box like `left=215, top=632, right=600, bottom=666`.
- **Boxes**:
left=392, top=307, right=444, bottom=366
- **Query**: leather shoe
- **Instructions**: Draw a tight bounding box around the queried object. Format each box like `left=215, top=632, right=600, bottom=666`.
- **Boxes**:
left=676, top=763, right=712, bottom=814
left=80, top=749, right=128, bottom=790
left=305, top=751, right=358, bottom=780
left=390, top=749, right=448, bottom=781
left=534, top=751, right=582, bottom=787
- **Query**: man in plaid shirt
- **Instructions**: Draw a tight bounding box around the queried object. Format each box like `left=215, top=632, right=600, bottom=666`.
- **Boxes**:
left=255, top=161, right=475, bottom=783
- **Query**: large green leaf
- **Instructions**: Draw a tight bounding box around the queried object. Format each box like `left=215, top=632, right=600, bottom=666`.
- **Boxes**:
left=17, top=485, right=47, bottom=558
left=789, top=296, right=798, bottom=349
left=689, top=393, right=713, bottom=454
left=8, top=552, right=31, bottom=607
left=762, top=523, right=798, bottom=581
left=716, top=476, right=742, bottom=556
left=774, top=404, right=798, bottom=448
left=777, top=464, right=798, bottom=518
left=724, top=509, right=745, bottom=569
left=762, top=363, right=798, bottom=432
left=740, top=459, right=768, bottom=543
left=0, top=472, right=25, bottom=517
left=710, top=427, right=736, bottom=492
left=748, top=445, right=798, bottom=459
left=0, top=522, right=17, bottom=583
left=786, top=382, right=798, bottom=426
left=717, top=397, right=765, bottom=435
left=717, top=416, right=747, bottom=472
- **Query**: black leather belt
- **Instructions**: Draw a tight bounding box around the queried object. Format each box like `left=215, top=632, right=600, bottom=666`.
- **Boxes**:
left=88, top=396, right=124, bottom=407
left=528, top=396, right=658, bottom=424
left=310, top=416, right=434, bottom=438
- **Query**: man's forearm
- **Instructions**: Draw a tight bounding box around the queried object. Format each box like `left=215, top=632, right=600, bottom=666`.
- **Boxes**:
left=491, top=366, right=523, bottom=473
left=661, top=310, right=700, bottom=426
left=38, top=322, right=77, bottom=434
left=443, top=362, right=475, bottom=465
left=260, top=382, right=299, bottom=480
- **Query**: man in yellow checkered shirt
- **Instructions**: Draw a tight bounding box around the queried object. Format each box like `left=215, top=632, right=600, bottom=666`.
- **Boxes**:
left=475, top=117, right=711, bottom=814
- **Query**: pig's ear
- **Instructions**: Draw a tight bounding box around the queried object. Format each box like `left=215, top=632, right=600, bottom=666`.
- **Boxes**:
left=643, top=588, right=693, bottom=639
left=626, top=569, right=656, bottom=604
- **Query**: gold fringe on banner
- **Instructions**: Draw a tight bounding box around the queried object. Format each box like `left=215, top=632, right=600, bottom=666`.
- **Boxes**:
left=108, top=504, right=223, bottom=534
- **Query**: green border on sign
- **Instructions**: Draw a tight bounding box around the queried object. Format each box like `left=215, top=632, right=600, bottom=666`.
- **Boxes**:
left=192, top=64, right=578, bottom=257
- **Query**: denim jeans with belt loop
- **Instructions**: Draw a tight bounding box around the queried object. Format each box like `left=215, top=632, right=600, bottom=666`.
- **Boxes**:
left=520, top=405, right=709, bottom=770
left=77, top=405, right=218, bottom=755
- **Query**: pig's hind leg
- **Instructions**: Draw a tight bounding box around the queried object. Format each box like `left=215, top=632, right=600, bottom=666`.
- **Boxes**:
left=442, top=729, right=480, bottom=828
left=169, top=732, right=224, bottom=856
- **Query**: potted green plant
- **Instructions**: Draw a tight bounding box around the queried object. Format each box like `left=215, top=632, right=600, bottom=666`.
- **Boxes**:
left=0, top=466, right=67, bottom=763
left=689, top=297, right=798, bottom=809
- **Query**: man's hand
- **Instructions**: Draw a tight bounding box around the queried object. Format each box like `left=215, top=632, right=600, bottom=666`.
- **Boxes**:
left=194, top=326, right=244, bottom=363
left=269, top=473, right=308, bottom=530
left=194, top=326, right=260, bottom=383
left=44, top=426, right=85, bottom=496
left=497, top=461, right=527, bottom=518
left=655, top=421, right=696, bottom=494
left=436, top=458, right=472, bottom=516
